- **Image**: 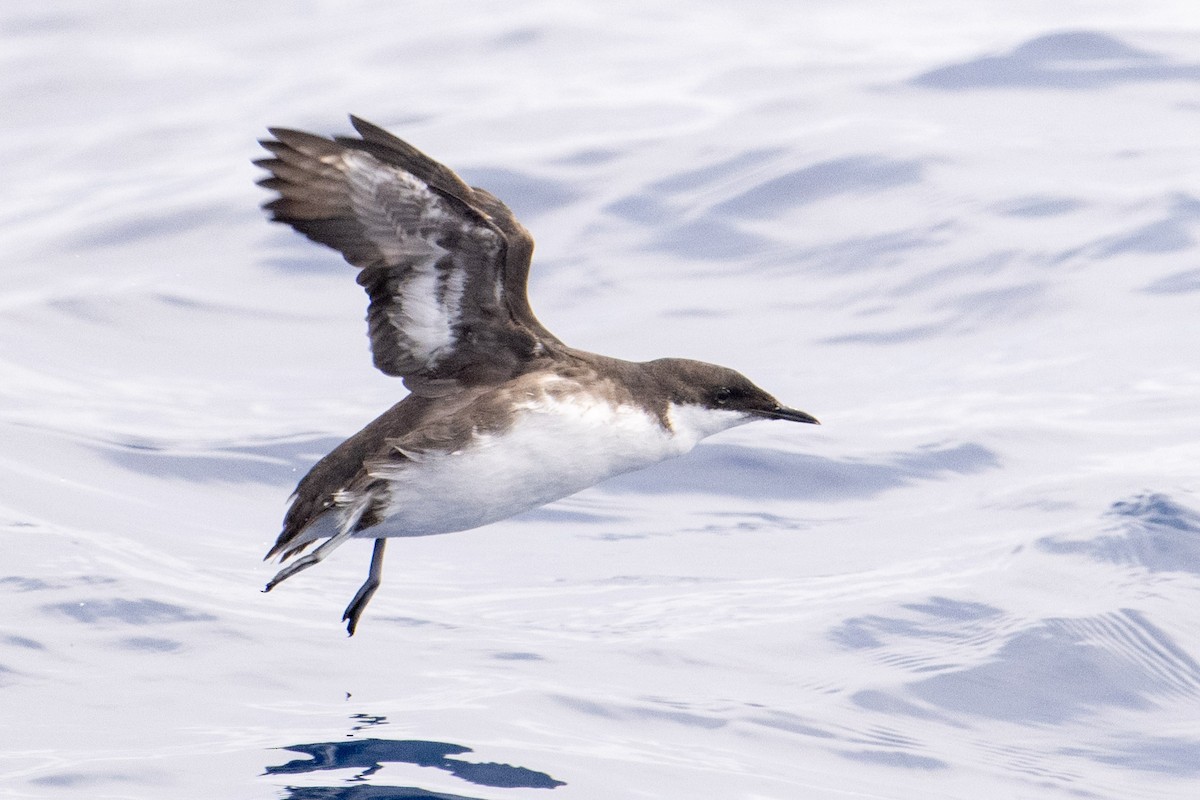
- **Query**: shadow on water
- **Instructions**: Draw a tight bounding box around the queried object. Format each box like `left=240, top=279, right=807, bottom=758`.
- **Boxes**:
left=265, top=738, right=565, bottom=798
left=911, top=31, right=1200, bottom=90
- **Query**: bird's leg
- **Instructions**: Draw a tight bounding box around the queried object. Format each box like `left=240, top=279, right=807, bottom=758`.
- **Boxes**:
left=264, top=526, right=357, bottom=592
left=342, top=538, right=387, bottom=636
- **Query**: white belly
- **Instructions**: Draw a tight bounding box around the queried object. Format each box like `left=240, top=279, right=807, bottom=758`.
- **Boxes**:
left=364, top=397, right=707, bottom=537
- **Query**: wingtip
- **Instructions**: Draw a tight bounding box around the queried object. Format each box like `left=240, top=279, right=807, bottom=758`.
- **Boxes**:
left=267, top=127, right=343, bottom=156
left=348, top=114, right=387, bottom=141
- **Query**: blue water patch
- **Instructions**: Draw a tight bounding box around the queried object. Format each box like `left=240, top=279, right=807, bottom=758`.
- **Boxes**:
left=899, top=597, right=1005, bottom=622
left=839, top=748, right=948, bottom=771
left=3, top=634, right=45, bottom=650
left=492, top=651, right=545, bottom=661
left=906, top=616, right=1158, bottom=724
left=713, top=156, right=924, bottom=218
left=650, top=216, right=773, bottom=261
left=1143, top=268, right=1200, bottom=295
left=44, top=597, right=217, bottom=625
left=648, top=148, right=786, bottom=195
left=603, top=442, right=999, bottom=502
left=787, top=224, right=950, bottom=278
left=0, top=575, right=57, bottom=592
left=911, top=31, right=1200, bottom=90
left=1038, top=493, right=1200, bottom=574
left=117, top=636, right=184, bottom=653
left=849, top=690, right=959, bottom=724
left=97, top=435, right=344, bottom=486
left=831, top=597, right=1002, bottom=651
left=1095, top=219, right=1195, bottom=258
left=746, top=709, right=839, bottom=738
left=29, top=771, right=141, bottom=789
left=456, top=167, right=578, bottom=219
left=992, top=196, right=1085, bottom=218
left=1060, top=736, right=1200, bottom=777
left=838, top=602, right=1200, bottom=726
left=67, top=202, right=244, bottom=250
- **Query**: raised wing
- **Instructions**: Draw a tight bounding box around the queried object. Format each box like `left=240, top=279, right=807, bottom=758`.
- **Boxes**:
left=256, top=116, right=558, bottom=394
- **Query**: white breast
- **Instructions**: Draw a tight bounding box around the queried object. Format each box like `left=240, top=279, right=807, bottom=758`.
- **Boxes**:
left=365, top=395, right=747, bottom=538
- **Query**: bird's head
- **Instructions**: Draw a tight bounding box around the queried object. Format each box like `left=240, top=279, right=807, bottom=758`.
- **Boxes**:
left=646, top=358, right=819, bottom=441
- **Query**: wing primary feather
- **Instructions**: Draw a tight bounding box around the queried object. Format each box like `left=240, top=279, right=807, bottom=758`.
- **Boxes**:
left=256, top=117, right=554, bottom=391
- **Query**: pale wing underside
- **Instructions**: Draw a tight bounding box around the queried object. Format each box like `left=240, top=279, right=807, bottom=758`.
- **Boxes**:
left=256, top=117, right=556, bottom=394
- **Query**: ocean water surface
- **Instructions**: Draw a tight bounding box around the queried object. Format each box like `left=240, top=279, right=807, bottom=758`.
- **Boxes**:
left=2, top=2, right=1199, bottom=798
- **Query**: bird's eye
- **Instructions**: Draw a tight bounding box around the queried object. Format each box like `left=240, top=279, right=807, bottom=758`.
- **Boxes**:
left=713, top=387, right=732, bottom=405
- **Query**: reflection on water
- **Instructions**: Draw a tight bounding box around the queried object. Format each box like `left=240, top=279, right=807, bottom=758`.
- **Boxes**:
left=278, top=785, right=496, bottom=800
left=266, top=736, right=565, bottom=792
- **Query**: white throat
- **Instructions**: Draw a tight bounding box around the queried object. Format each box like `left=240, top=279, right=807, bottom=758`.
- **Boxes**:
left=666, top=402, right=753, bottom=451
